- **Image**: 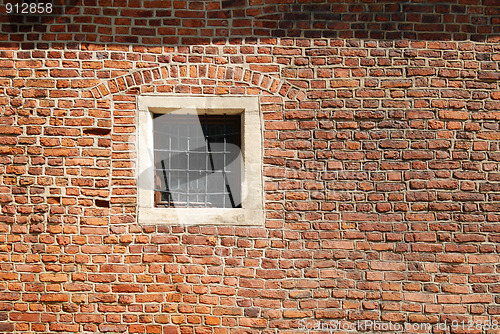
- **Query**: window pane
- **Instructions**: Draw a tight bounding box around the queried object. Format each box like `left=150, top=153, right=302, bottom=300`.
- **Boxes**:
left=153, top=113, right=241, bottom=208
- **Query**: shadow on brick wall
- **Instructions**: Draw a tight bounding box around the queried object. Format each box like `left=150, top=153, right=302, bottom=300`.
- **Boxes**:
left=0, top=0, right=499, bottom=48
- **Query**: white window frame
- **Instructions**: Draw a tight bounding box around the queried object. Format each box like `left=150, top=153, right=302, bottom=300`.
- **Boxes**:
left=136, top=95, right=264, bottom=226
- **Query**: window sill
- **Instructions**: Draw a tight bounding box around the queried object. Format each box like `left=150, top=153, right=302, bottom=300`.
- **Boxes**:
left=138, top=207, right=264, bottom=226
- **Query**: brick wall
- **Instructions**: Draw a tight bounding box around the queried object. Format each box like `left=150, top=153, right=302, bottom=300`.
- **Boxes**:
left=1, top=0, right=500, bottom=333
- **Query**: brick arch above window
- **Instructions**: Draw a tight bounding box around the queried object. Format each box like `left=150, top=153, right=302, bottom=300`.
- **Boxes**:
left=87, top=64, right=306, bottom=102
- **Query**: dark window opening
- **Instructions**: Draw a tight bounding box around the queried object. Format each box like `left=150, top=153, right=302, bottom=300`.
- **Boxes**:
left=153, top=113, right=242, bottom=209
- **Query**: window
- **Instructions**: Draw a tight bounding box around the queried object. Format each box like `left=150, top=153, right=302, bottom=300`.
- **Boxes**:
left=153, top=113, right=242, bottom=209
left=137, top=96, right=263, bottom=226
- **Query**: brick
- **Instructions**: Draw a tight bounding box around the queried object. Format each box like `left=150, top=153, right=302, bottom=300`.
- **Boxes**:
left=71, top=79, right=101, bottom=88
left=43, top=148, right=79, bottom=157
left=111, top=284, right=144, bottom=293
left=330, top=79, right=360, bottom=88
left=381, top=80, right=412, bottom=88
left=0, top=323, right=14, bottom=332
left=322, top=241, right=354, bottom=250
left=40, top=274, right=68, bottom=282
left=10, top=313, right=40, bottom=322
left=439, top=110, right=469, bottom=120
left=468, top=254, right=498, bottom=264
left=40, top=294, right=69, bottom=302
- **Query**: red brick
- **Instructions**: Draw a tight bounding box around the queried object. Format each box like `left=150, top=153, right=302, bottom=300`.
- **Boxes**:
left=40, top=294, right=69, bottom=302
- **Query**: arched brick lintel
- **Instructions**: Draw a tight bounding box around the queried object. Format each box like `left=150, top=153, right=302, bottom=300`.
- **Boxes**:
left=87, top=64, right=306, bottom=101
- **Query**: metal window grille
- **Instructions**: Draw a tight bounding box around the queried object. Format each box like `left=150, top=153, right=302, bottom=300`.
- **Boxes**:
left=153, top=113, right=242, bottom=208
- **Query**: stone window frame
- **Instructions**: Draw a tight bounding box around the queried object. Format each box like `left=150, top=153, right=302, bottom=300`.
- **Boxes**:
left=136, top=95, right=264, bottom=226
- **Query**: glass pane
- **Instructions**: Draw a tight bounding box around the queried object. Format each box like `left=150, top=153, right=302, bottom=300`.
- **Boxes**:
left=153, top=113, right=241, bottom=208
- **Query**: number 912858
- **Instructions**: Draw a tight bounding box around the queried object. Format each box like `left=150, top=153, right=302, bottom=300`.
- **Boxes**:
left=5, top=1, right=53, bottom=15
